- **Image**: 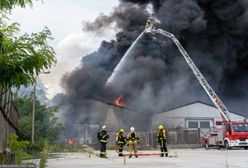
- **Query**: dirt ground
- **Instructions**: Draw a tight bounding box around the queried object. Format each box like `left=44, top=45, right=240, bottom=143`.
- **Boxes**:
left=47, top=149, right=248, bottom=168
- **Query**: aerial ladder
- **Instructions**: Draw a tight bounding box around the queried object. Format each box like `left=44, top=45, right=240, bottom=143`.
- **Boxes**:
left=145, top=19, right=248, bottom=149
left=145, top=19, right=231, bottom=122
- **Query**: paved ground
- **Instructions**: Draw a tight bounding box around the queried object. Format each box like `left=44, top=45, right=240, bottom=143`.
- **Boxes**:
left=47, top=149, right=248, bottom=168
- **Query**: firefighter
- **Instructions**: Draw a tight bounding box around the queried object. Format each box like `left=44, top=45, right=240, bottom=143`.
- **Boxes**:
left=116, top=129, right=126, bottom=157
left=97, top=125, right=109, bottom=158
left=127, top=127, right=139, bottom=158
left=157, top=124, right=168, bottom=157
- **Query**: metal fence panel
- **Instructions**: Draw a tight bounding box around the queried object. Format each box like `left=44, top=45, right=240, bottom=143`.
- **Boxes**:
left=99, top=128, right=201, bottom=150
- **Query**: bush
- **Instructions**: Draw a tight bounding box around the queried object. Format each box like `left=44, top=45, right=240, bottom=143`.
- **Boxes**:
left=29, top=139, right=45, bottom=152
left=49, top=143, right=64, bottom=153
left=7, top=133, right=31, bottom=164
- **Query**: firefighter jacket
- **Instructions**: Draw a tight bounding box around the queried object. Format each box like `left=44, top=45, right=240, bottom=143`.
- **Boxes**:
left=97, top=130, right=109, bottom=144
left=157, top=129, right=167, bottom=142
left=127, top=132, right=139, bottom=144
left=116, top=132, right=126, bottom=145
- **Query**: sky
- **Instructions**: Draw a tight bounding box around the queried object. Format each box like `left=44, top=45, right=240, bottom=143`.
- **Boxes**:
left=10, top=0, right=119, bottom=98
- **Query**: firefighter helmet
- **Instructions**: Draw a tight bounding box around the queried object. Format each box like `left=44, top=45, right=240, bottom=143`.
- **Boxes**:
left=159, top=124, right=164, bottom=130
left=120, top=129, right=124, bottom=133
left=130, top=127, right=135, bottom=132
left=102, top=125, right=107, bottom=130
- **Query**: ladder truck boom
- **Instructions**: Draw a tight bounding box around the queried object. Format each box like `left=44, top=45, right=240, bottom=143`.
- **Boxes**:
left=145, top=19, right=231, bottom=122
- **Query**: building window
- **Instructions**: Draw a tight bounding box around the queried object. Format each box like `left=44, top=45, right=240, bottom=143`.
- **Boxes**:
left=188, top=121, right=198, bottom=128
left=187, top=120, right=212, bottom=128
left=200, top=121, right=210, bottom=128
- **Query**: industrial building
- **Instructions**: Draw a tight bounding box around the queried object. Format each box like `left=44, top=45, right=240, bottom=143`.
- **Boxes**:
left=75, top=100, right=246, bottom=146
left=151, top=101, right=245, bottom=130
left=87, top=100, right=245, bottom=131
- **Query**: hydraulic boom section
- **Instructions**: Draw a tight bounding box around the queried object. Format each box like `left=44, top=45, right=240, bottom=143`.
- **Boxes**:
left=145, top=19, right=231, bottom=122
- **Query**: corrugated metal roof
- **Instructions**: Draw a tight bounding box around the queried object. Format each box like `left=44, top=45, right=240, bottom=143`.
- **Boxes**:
left=159, top=101, right=246, bottom=117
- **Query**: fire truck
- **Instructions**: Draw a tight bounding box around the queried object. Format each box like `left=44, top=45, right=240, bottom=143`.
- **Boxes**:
left=145, top=19, right=248, bottom=149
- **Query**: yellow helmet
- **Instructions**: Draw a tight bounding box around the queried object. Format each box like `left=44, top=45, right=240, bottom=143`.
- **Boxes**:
left=159, top=125, right=164, bottom=130
left=119, top=129, right=124, bottom=133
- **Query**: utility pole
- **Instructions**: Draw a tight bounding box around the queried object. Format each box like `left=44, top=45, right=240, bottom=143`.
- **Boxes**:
left=32, top=84, right=36, bottom=144
left=31, top=71, right=50, bottom=144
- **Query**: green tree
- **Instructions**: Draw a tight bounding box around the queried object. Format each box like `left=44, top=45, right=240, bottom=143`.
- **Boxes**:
left=14, top=96, right=64, bottom=150
left=0, top=15, right=56, bottom=88
left=0, top=0, right=32, bottom=10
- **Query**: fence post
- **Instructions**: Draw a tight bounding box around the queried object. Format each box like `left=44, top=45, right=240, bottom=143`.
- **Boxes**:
left=198, top=128, right=201, bottom=145
left=147, top=130, right=150, bottom=150
left=123, top=155, right=126, bottom=165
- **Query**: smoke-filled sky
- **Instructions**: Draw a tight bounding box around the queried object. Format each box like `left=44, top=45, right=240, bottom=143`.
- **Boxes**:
left=59, top=0, right=248, bottom=116
left=11, top=0, right=248, bottom=129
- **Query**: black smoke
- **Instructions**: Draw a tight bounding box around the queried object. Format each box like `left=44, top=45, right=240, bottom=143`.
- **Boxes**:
left=56, top=0, right=248, bottom=133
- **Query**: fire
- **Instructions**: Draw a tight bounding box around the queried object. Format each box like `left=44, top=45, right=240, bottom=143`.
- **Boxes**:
left=67, top=137, right=74, bottom=145
left=114, top=96, right=123, bottom=107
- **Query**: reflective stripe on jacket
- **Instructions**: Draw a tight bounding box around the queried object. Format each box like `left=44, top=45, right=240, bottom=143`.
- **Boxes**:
left=116, top=132, right=126, bottom=145
left=127, top=132, right=139, bottom=143
left=98, top=130, right=109, bottom=143
left=157, top=129, right=167, bottom=141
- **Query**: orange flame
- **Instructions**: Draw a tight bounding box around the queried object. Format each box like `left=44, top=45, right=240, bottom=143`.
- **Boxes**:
left=114, top=96, right=123, bottom=107
left=67, top=138, right=74, bottom=145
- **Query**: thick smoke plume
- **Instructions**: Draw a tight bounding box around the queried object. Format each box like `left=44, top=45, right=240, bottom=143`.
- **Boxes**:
left=55, top=0, right=248, bottom=134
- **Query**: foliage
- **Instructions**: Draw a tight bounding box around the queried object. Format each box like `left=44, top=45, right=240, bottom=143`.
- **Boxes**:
left=14, top=96, right=64, bottom=151
left=0, top=0, right=33, bottom=11
left=39, top=140, right=49, bottom=168
left=49, top=143, right=64, bottom=153
left=29, top=139, right=46, bottom=152
left=0, top=15, right=56, bottom=88
left=7, top=133, right=31, bottom=165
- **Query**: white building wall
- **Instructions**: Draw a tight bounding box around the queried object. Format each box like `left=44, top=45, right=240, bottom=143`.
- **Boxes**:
left=151, top=102, right=245, bottom=129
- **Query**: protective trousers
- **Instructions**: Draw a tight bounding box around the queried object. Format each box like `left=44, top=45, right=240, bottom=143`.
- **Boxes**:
left=128, top=141, right=138, bottom=157
left=118, top=144, right=124, bottom=156
left=159, top=139, right=168, bottom=157
left=100, top=142, right=107, bottom=157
